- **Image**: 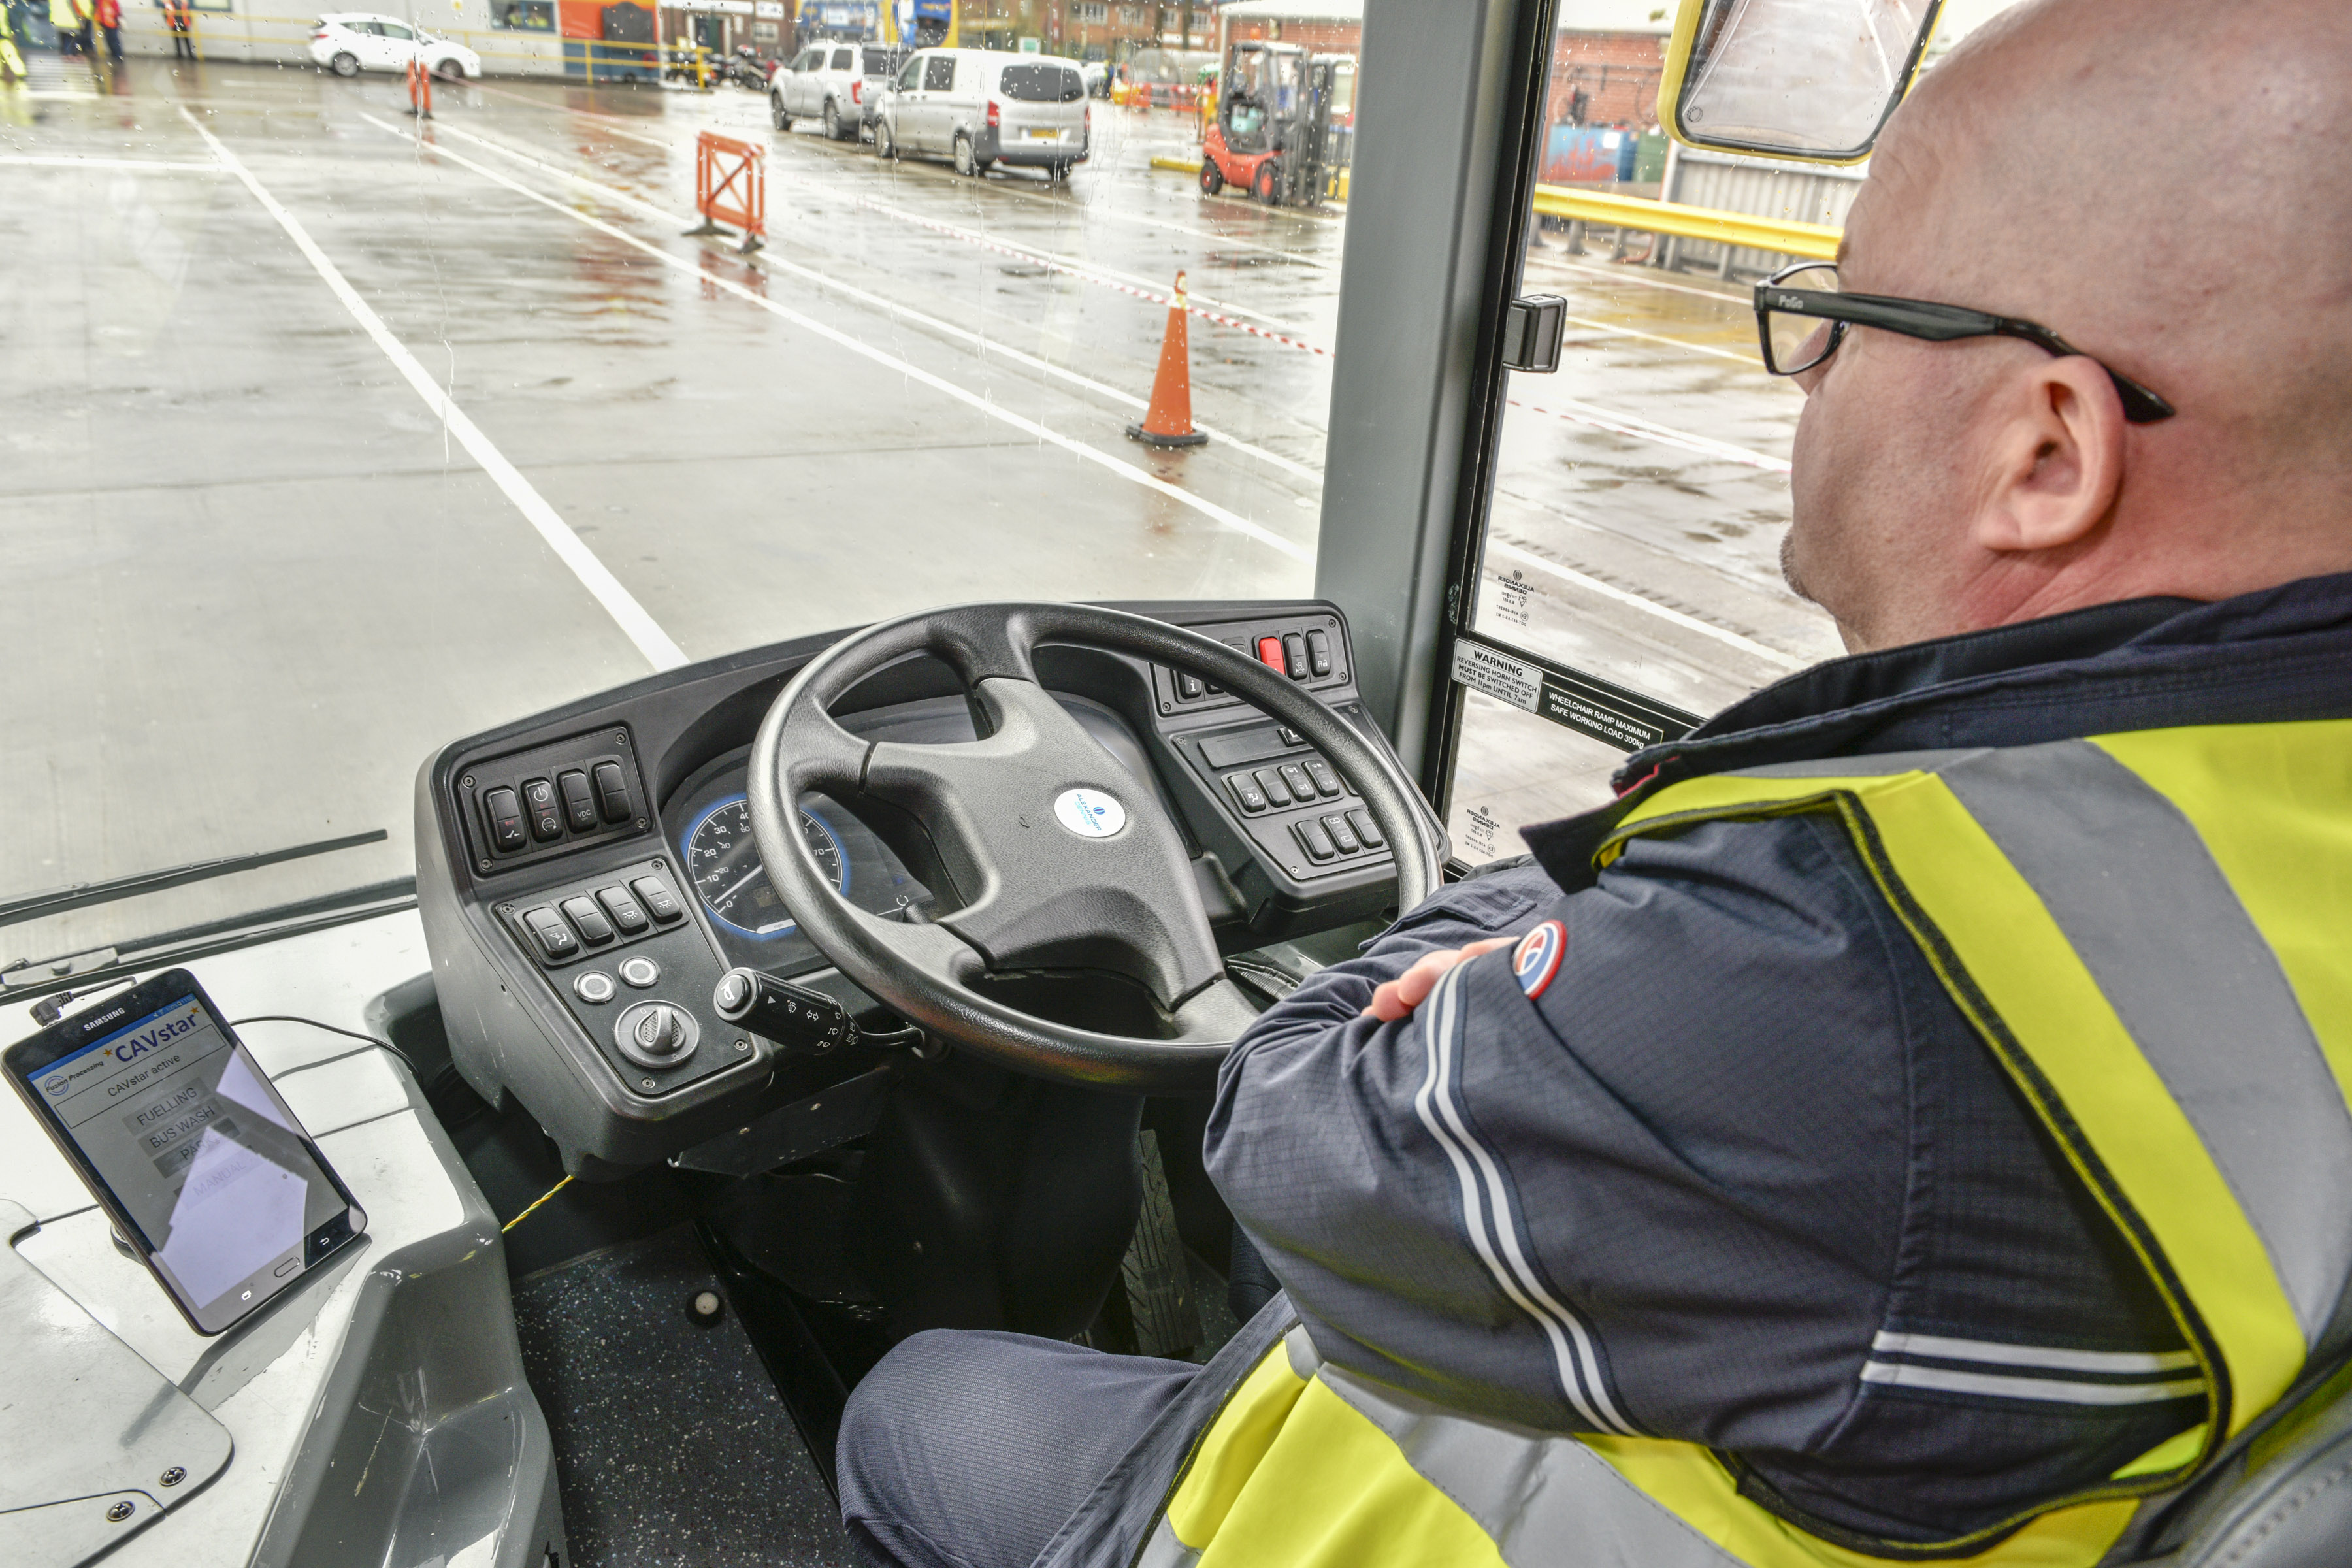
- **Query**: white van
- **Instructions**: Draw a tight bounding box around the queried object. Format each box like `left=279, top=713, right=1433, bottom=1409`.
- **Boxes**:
left=873, top=48, right=1090, bottom=179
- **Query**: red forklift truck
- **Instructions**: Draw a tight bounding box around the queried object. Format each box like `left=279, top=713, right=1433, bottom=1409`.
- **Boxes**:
left=1200, top=40, right=1356, bottom=207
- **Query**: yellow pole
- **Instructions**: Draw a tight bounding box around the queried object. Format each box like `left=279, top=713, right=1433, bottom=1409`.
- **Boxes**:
left=945, top=0, right=958, bottom=49
left=881, top=0, right=898, bottom=46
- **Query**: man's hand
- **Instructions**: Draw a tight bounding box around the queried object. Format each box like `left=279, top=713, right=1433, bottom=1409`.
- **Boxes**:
left=1361, top=937, right=1515, bottom=1022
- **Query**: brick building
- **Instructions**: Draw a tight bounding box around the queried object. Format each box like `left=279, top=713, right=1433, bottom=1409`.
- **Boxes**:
left=1548, top=2, right=1671, bottom=130
left=1215, top=0, right=1360, bottom=59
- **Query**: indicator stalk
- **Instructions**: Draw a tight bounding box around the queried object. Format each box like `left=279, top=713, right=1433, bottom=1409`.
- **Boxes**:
left=713, top=967, right=855, bottom=1054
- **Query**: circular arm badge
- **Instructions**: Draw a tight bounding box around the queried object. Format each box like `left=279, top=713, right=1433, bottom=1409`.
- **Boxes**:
left=1511, top=920, right=1565, bottom=1000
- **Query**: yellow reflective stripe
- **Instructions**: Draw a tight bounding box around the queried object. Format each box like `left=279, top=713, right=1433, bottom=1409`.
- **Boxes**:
left=1166, top=1345, right=1311, bottom=1551
left=1194, top=1377, right=1503, bottom=1568
left=1582, top=1436, right=2136, bottom=1568
left=1855, top=775, right=2303, bottom=1434
left=2091, top=722, right=2352, bottom=1123
left=1614, top=772, right=1875, bottom=830
left=2112, top=1424, right=2206, bottom=1480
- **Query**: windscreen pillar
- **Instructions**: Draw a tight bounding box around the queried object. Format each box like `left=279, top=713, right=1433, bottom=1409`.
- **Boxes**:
left=1315, top=0, right=1549, bottom=780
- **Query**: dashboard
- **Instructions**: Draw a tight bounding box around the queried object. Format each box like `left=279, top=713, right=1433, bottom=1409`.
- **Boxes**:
left=414, top=600, right=1435, bottom=1180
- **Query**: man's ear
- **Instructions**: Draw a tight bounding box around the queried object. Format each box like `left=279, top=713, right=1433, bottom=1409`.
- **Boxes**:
left=1972, top=355, right=2127, bottom=555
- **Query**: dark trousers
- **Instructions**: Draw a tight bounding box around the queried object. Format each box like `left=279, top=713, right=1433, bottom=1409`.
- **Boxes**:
left=836, top=1329, right=1199, bottom=1568
left=170, top=29, right=193, bottom=58
left=100, top=23, right=117, bottom=57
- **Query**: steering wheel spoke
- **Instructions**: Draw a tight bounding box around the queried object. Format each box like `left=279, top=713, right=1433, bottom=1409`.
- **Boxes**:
left=775, top=704, right=871, bottom=797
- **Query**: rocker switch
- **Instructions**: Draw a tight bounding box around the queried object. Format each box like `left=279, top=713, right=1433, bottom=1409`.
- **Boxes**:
left=522, top=777, right=563, bottom=841
left=557, top=770, right=598, bottom=832
left=593, top=761, right=634, bottom=823
left=483, top=787, right=527, bottom=852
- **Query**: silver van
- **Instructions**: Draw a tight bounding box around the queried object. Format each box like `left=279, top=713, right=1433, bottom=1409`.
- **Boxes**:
left=874, top=48, right=1091, bottom=179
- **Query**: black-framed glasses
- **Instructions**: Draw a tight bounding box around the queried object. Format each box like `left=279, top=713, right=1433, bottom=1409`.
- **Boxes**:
left=1754, top=262, right=2176, bottom=423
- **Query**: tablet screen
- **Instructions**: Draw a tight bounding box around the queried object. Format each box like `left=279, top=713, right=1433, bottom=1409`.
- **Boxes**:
left=24, top=995, right=352, bottom=1321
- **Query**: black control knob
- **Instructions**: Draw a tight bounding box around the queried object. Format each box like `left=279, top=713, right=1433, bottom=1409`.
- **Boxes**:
left=713, top=967, right=852, bottom=1054
left=613, top=1000, right=700, bottom=1071
left=632, top=1004, right=689, bottom=1057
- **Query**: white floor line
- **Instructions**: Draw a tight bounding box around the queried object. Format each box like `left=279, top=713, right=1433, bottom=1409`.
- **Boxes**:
left=364, top=114, right=1313, bottom=565
left=1509, top=395, right=1791, bottom=474
left=181, top=106, right=690, bottom=674
left=1534, top=252, right=1755, bottom=305
left=425, top=118, right=1324, bottom=485
left=1562, top=312, right=1761, bottom=367
left=1484, top=537, right=1800, bottom=668
left=0, top=155, right=223, bottom=171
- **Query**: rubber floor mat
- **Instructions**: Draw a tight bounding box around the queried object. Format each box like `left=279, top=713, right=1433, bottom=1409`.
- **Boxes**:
left=512, top=1225, right=859, bottom=1567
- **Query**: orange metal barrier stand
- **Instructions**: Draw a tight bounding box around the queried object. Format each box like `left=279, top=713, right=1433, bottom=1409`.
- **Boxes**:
left=686, top=130, right=764, bottom=255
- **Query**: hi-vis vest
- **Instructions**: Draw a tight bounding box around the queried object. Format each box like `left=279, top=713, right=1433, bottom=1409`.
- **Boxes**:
left=1145, top=723, right=2352, bottom=1568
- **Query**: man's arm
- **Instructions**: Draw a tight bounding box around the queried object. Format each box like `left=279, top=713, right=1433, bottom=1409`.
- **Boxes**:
left=1205, top=816, right=1918, bottom=1445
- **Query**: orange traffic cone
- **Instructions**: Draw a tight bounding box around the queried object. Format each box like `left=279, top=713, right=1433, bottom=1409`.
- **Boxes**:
left=1125, top=271, right=1209, bottom=448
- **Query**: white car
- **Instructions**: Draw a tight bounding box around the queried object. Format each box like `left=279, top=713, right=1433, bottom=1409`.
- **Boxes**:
left=310, top=14, right=483, bottom=80
left=874, top=49, right=1090, bottom=179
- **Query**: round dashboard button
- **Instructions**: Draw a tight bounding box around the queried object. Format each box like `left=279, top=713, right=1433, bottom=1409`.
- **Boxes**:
left=574, top=972, right=617, bottom=1005
left=618, top=955, right=662, bottom=989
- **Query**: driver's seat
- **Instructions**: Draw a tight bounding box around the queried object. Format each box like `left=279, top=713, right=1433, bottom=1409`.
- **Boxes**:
left=2154, top=1365, right=2352, bottom=1564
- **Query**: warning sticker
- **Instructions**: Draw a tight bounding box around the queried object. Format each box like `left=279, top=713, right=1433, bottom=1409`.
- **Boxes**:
left=1450, top=640, right=1542, bottom=712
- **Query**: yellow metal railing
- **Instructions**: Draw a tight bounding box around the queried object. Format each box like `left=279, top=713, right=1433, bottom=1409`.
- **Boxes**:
left=1531, top=184, right=1840, bottom=261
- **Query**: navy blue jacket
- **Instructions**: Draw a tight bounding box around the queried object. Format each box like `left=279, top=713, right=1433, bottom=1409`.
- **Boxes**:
left=1205, top=572, right=2352, bottom=1546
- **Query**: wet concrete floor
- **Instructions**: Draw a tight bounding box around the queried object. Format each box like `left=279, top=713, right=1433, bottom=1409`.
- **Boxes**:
left=2, top=52, right=1835, bottom=949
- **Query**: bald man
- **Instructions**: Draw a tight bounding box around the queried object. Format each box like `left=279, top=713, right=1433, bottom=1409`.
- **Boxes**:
left=833, top=4, right=2352, bottom=1565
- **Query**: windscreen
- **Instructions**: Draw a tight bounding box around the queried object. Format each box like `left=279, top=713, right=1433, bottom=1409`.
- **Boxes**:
left=7, top=10, right=1358, bottom=970
left=27, top=1000, right=346, bottom=1312
left=861, top=48, right=897, bottom=74
left=998, top=63, right=1082, bottom=103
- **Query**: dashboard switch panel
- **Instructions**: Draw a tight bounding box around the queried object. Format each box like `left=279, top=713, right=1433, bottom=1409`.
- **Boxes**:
left=461, top=730, right=649, bottom=873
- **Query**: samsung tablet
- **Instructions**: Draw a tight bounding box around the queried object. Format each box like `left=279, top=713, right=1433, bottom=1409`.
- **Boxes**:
left=5, top=970, right=367, bottom=1335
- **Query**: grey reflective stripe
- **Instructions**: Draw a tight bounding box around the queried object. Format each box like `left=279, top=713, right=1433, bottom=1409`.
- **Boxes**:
left=1412, top=966, right=1638, bottom=1436
left=1134, top=1514, right=1201, bottom=1568
left=1284, top=1323, right=1322, bottom=1381
left=1860, top=1361, right=2205, bottom=1405
left=1725, top=739, right=2352, bottom=1350
left=1316, top=1363, right=1742, bottom=1568
left=1735, top=748, right=1995, bottom=782
left=1934, top=740, right=2352, bottom=1350
left=1870, top=1331, right=2197, bottom=1375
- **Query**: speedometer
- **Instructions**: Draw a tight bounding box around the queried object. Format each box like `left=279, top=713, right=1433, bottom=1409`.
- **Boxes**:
left=682, top=794, right=847, bottom=939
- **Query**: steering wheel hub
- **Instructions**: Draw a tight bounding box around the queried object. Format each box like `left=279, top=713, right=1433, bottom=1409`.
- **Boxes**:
left=1053, top=787, right=1128, bottom=839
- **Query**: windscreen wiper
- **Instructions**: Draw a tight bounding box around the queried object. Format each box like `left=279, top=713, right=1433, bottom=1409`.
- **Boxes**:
left=3, top=877, right=418, bottom=1003
left=0, top=829, right=388, bottom=929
